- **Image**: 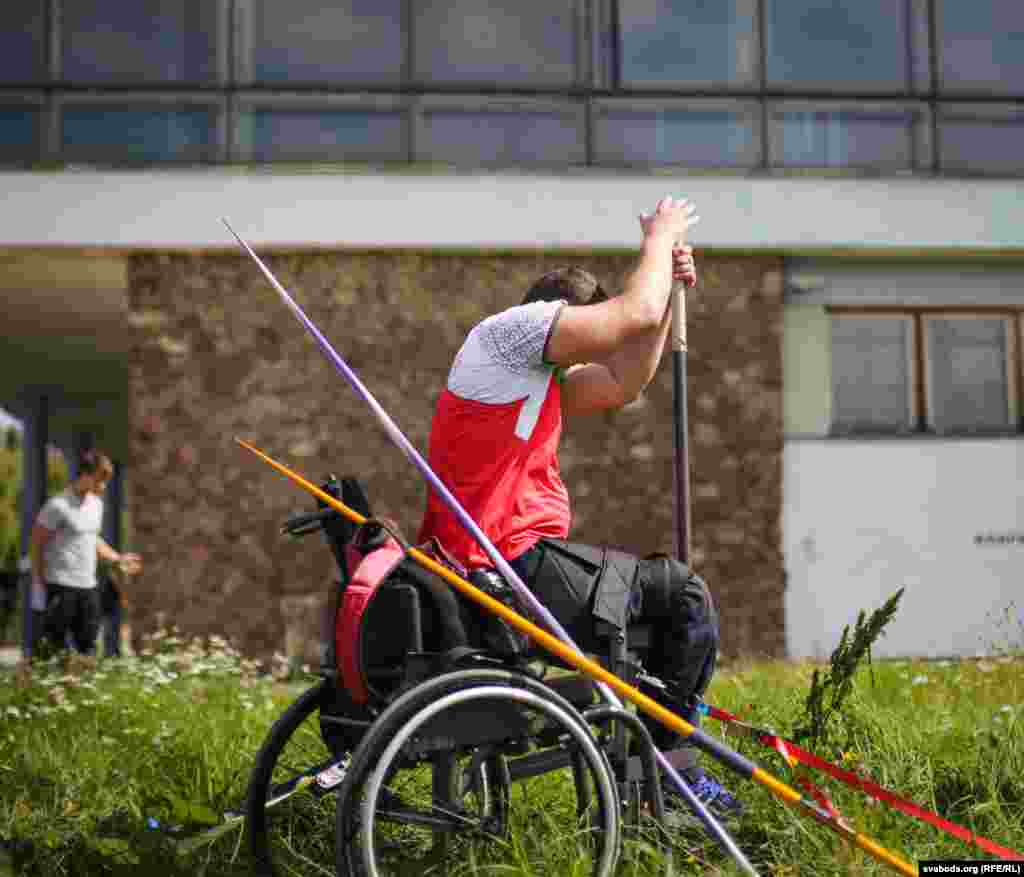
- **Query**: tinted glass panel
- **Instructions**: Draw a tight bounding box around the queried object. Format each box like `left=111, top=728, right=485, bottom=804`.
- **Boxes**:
left=774, top=109, right=921, bottom=169
left=766, top=0, right=910, bottom=89
left=248, top=0, right=402, bottom=83
left=0, top=1, right=45, bottom=83
left=419, top=110, right=584, bottom=166
left=594, top=107, right=758, bottom=167
left=240, top=109, right=405, bottom=161
left=62, top=1, right=219, bottom=83
left=62, top=107, right=216, bottom=162
left=940, top=113, right=1024, bottom=175
left=0, top=107, right=40, bottom=161
left=832, top=317, right=913, bottom=433
left=618, top=0, right=757, bottom=86
left=928, top=319, right=1010, bottom=432
left=938, top=0, right=1024, bottom=94
left=414, top=1, right=576, bottom=84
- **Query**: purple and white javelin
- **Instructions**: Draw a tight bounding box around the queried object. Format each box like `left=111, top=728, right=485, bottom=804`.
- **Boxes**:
left=222, top=218, right=755, bottom=875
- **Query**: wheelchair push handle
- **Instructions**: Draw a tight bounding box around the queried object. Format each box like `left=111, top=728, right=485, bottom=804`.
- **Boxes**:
left=281, top=507, right=341, bottom=537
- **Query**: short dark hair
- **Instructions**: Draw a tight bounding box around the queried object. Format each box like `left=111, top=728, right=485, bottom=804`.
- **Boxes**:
left=78, top=449, right=113, bottom=481
left=521, top=267, right=610, bottom=308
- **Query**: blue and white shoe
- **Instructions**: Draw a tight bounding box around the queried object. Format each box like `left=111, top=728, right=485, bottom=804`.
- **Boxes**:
left=663, top=768, right=744, bottom=827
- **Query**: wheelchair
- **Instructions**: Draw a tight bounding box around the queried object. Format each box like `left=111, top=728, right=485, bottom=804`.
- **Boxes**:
left=247, top=475, right=692, bottom=877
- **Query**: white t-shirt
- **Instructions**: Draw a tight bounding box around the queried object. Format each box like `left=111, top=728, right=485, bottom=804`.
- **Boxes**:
left=36, top=489, right=104, bottom=590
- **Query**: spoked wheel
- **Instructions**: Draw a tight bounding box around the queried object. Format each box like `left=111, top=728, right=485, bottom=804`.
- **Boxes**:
left=247, top=679, right=356, bottom=876
left=336, top=669, right=620, bottom=877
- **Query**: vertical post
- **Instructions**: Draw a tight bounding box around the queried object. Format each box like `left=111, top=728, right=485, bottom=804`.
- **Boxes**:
left=671, top=280, right=690, bottom=564
left=19, top=394, right=49, bottom=659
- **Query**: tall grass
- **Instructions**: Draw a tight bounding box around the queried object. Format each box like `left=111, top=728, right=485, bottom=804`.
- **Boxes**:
left=1, top=634, right=1021, bottom=875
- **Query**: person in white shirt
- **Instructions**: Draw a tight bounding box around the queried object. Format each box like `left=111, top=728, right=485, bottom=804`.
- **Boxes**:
left=30, top=449, right=142, bottom=655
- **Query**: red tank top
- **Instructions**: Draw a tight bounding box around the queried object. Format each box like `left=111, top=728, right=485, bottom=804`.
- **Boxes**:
left=418, top=300, right=570, bottom=568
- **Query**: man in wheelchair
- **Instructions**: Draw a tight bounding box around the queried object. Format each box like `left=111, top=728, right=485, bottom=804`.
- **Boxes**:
left=417, top=196, right=743, bottom=822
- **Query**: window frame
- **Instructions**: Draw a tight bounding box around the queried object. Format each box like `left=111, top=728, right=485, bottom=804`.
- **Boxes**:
left=936, top=103, right=1024, bottom=177
left=829, top=312, right=918, bottom=436
left=412, top=95, right=587, bottom=168
left=933, top=0, right=1024, bottom=97
left=411, top=0, right=588, bottom=89
left=766, top=99, right=933, bottom=173
left=233, top=0, right=407, bottom=87
left=762, top=0, right=931, bottom=95
left=56, top=92, right=227, bottom=164
left=828, top=305, right=1024, bottom=437
left=922, top=312, right=1019, bottom=435
left=54, top=0, right=230, bottom=86
left=612, top=0, right=761, bottom=91
left=591, top=96, right=762, bottom=169
left=231, top=92, right=409, bottom=162
left=0, top=91, right=48, bottom=163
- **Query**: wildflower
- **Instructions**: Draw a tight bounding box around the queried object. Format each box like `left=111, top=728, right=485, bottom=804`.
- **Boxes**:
left=912, top=675, right=930, bottom=685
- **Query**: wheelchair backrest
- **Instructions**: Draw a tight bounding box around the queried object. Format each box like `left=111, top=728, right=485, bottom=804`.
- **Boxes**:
left=335, top=510, right=479, bottom=700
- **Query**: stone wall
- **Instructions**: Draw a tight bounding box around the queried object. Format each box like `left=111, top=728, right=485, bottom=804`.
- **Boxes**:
left=126, top=250, right=784, bottom=661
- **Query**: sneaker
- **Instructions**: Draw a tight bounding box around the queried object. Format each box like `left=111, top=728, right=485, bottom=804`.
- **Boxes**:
left=663, top=769, right=744, bottom=827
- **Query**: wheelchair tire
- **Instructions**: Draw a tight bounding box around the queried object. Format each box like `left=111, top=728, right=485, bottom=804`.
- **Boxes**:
left=335, top=668, right=621, bottom=877
left=247, top=679, right=354, bottom=876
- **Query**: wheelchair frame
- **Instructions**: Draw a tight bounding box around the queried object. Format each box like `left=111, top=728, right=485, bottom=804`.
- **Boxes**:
left=247, top=475, right=685, bottom=877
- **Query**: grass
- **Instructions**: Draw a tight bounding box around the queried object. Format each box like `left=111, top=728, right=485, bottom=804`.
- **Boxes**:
left=0, top=634, right=1021, bottom=876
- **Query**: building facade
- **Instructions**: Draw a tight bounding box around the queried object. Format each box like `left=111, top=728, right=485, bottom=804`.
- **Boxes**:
left=2, top=2, right=1022, bottom=660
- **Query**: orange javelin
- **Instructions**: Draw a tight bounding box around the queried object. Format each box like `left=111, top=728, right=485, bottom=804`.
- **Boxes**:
left=236, top=437, right=916, bottom=877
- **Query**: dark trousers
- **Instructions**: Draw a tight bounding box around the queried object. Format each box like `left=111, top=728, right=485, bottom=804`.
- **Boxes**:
left=509, top=543, right=706, bottom=765
left=99, top=578, right=123, bottom=657
left=44, top=584, right=101, bottom=655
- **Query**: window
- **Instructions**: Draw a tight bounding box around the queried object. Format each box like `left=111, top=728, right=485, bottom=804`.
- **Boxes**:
left=830, top=310, right=1020, bottom=436
left=765, top=0, right=929, bottom=92
left=236, top=101, right=406, bottom=161
left=0, top=102, right=42, bottom=162
left=0, top=1, right=46, bottom=83
left=61, top=101, right=221, bottom=163
left=926, top=317, right=1014, bottom=433
left=593, top=100, right=760, bottom=168
left=413, top=0, right=578, bottom=85
left=938, top=106, right=1024, bottom=176
left=238, top=0, right=403, bottom=84
left=936, top=0, right=1024, bottom=95
left=769, top=103, right=931, bottom=171
left=61, top=1, right=222, bottom=83
left=617, top=0, right=758, bottom=88
left=831, top=316, right=915, bottom=434
left=416, top=102, right=585, bottom=166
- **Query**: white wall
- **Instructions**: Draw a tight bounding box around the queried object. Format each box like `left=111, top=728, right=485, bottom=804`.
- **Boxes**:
left=784, top=439, right=1024, bottom=658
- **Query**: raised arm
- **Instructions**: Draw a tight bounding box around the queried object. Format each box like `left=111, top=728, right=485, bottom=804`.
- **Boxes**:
left=544, top=196, right=698, bottom=368
left=561, top=245, right=696, bottom=416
